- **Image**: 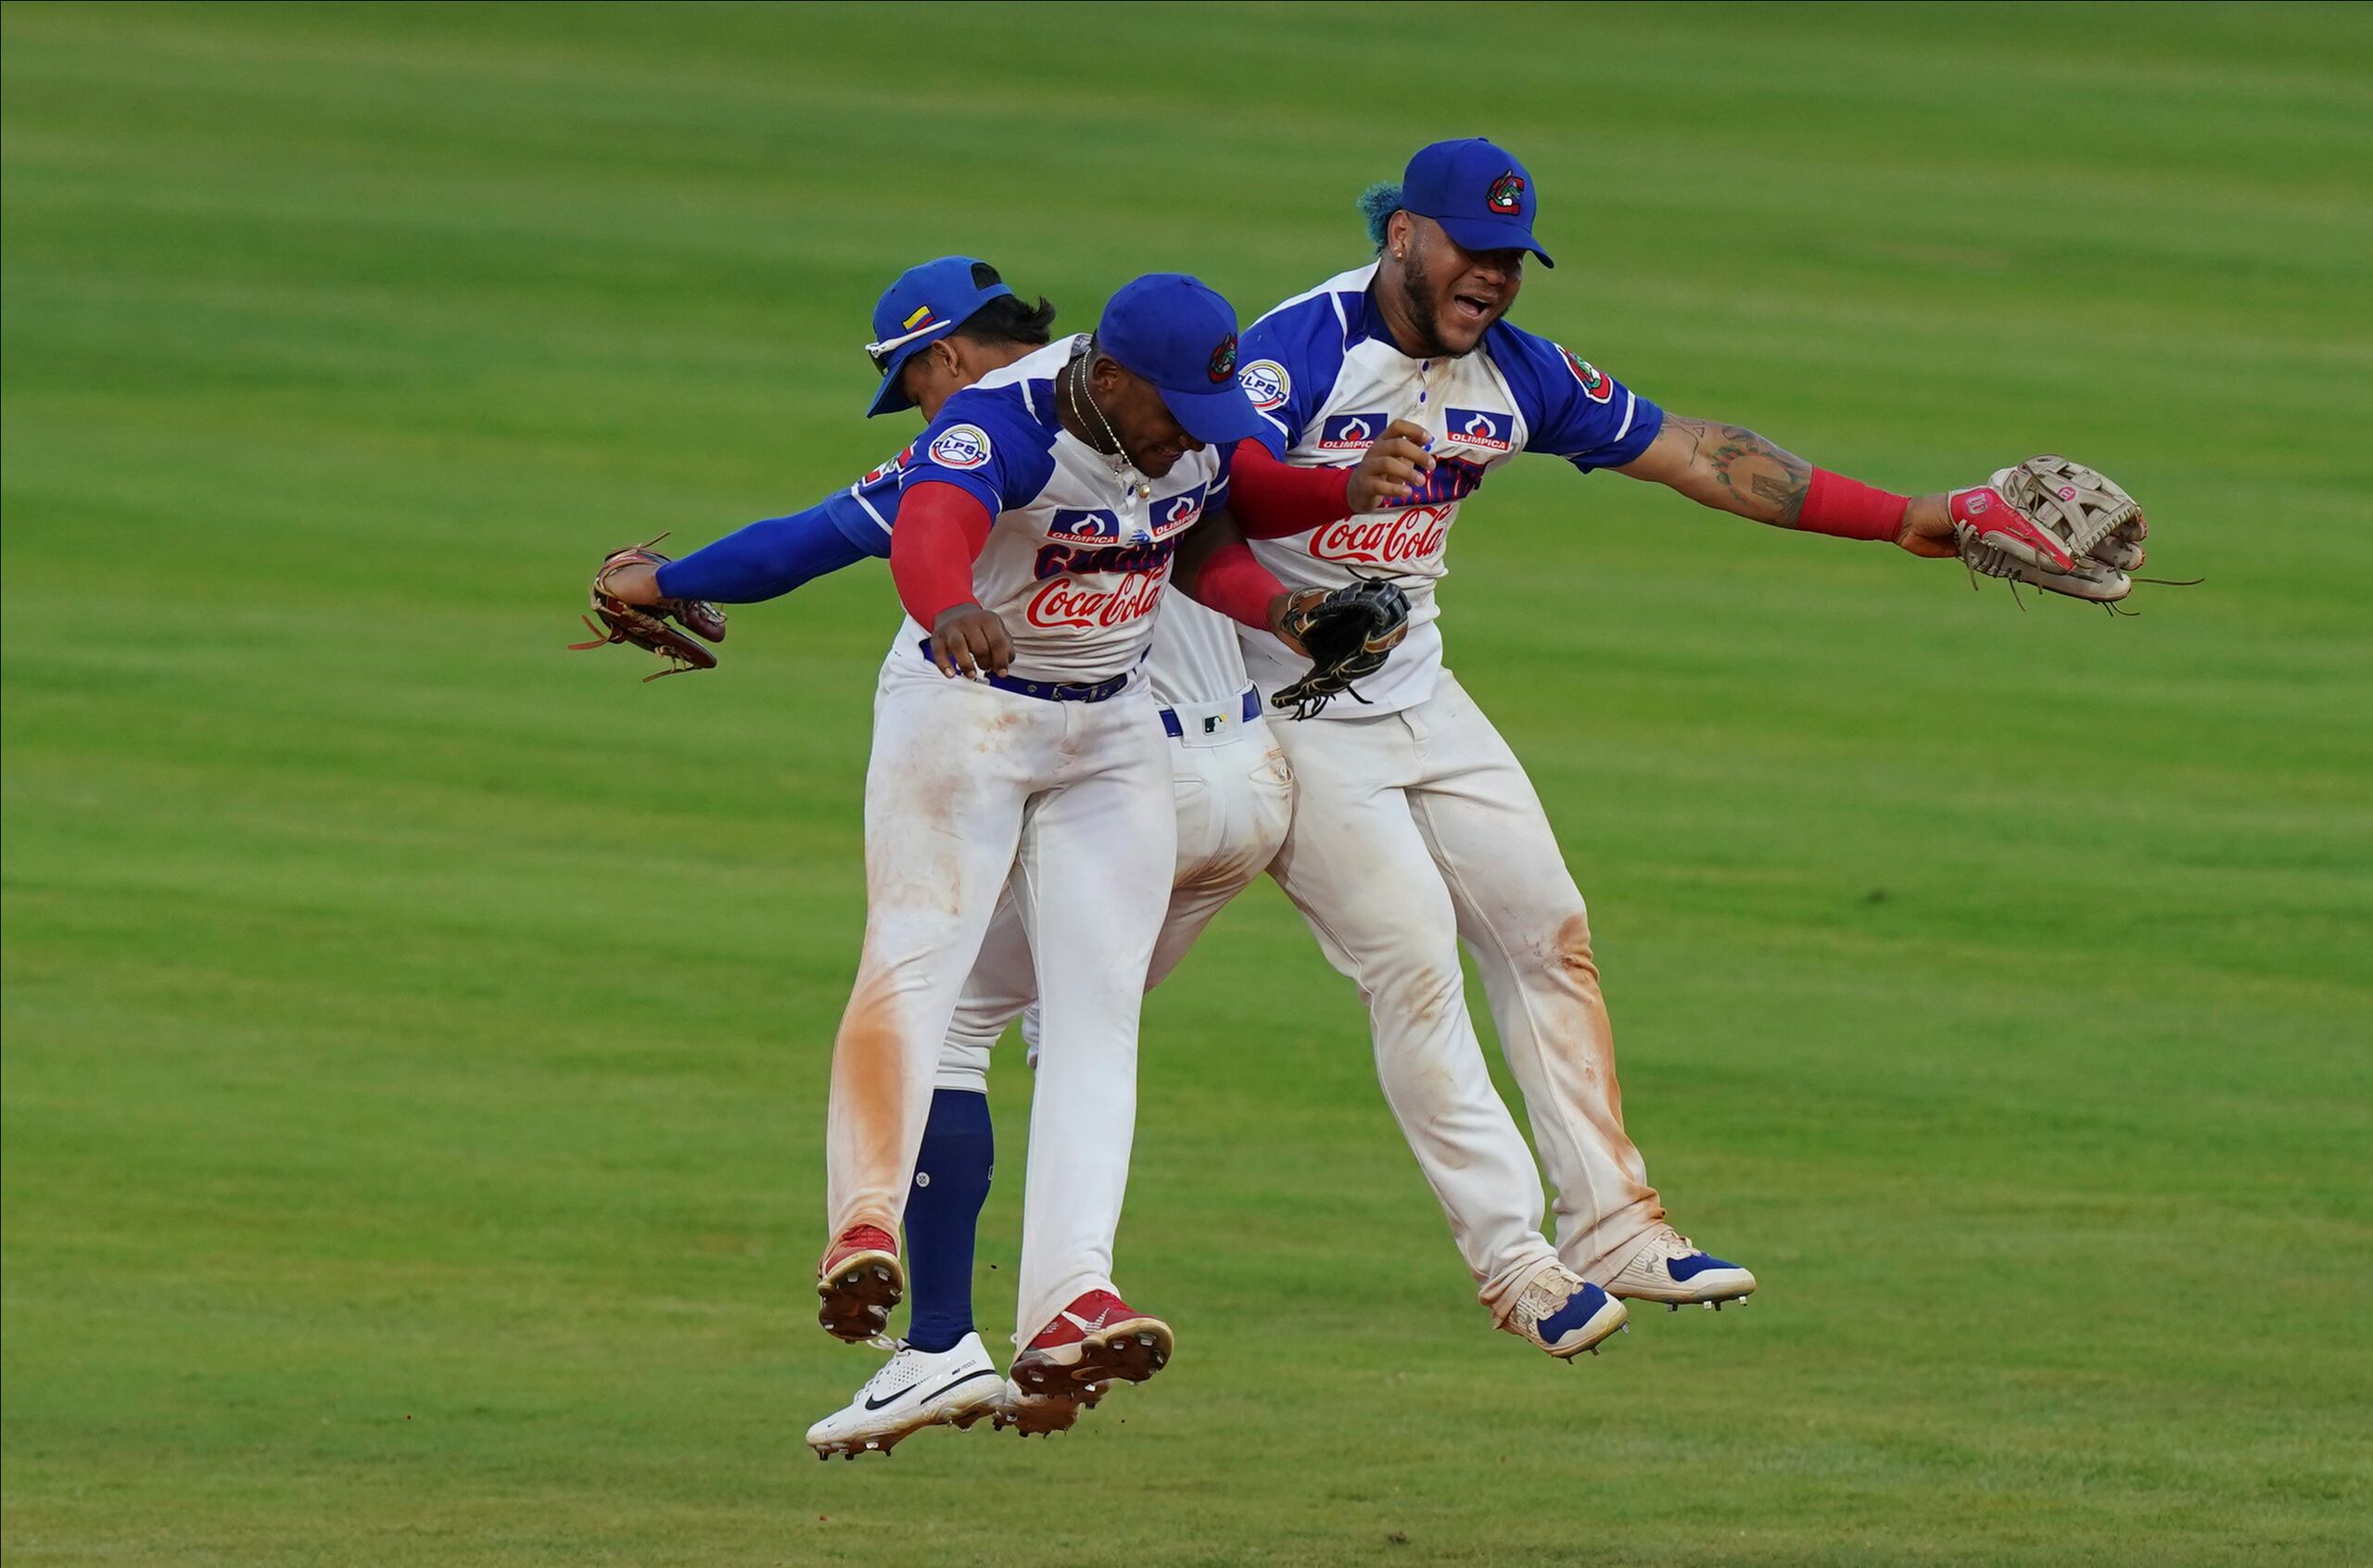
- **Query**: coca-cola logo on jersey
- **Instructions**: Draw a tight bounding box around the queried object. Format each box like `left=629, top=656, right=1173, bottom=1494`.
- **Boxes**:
left=1025, top=569, right=1168, bottom=629
left=1309, top=505, right=1452, bottom=566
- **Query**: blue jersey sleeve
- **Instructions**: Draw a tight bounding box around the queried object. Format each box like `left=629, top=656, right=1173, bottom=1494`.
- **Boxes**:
left=1237, top=291, right=1350, bottom=453
left=1491, top=322, right=1664, bottom=473
left=902, top=385, right=1058, bottom=515
left=830, top=444, right=917, bottom=555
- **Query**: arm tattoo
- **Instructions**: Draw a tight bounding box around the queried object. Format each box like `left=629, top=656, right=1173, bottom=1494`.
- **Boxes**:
left=1665, top=416, right=1813, bottom=526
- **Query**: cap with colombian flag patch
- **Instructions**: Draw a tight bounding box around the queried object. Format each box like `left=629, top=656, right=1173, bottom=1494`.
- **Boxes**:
left=864, top=257, right=1015, bottom=417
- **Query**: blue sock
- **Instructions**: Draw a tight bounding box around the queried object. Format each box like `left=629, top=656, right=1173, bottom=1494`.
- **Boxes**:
left=904, top=1088, right=993, bottom=1354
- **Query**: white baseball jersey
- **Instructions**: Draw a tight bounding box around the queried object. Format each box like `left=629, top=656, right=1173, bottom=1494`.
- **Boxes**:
left=1231, top=263, right=1664, bottom=714
left=1144, top=595, right=1250, bottom=710
left=897, top=337, right=1235, bottom=685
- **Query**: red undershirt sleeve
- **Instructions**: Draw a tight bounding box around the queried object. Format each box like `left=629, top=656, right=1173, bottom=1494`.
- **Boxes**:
left=1181, top=537, right=1287, bottom=632
left=1799, top=468, right=1910, bottom=541
left=1227, top=437, right=1356, bottom=538
left=889, top=481, right=995, bottom=625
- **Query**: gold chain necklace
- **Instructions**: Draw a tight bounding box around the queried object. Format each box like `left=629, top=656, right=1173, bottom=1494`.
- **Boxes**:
left=1064, top=354, right=1153, bottom=508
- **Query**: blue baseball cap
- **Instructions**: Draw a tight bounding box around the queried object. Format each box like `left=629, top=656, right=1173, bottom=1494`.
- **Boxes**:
left=1401, top=138, right=1555, bottom=268
left=864, top=256, right=1014, bottom=417
left=1095, top=273, right=1269, bottom=448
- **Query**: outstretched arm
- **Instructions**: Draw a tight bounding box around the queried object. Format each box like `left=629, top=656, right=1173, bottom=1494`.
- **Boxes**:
left=1615, top=415, right=1957, bottom=557
left=599, top=500, right=881, bottom=607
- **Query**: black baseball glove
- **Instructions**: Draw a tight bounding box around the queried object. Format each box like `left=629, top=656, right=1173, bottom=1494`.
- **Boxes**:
left=1270, top=578, right=1412, bottom=719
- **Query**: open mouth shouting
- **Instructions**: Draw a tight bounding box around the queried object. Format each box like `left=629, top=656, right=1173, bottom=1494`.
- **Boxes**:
left=1449, top=288, right=1499, bottom=329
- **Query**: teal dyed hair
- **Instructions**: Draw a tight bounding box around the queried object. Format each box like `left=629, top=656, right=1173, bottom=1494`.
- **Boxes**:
left=1358, top=182, right=1403, bottom=250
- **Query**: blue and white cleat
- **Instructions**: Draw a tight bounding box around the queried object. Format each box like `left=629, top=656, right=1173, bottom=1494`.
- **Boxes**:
left=1502, top=1262, right=1629, bottom=1359
left=1605, top=1225, right=1758, bottom=1310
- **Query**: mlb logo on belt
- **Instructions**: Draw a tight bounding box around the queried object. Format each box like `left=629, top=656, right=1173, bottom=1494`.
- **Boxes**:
left=1148, top=483, right=1207, bottom=538
left=1049, top=507, right=1123, bottom=544
left=1444, top=408, right=1514, bottom=453
left=1317, top=411, right=1389, bottom=451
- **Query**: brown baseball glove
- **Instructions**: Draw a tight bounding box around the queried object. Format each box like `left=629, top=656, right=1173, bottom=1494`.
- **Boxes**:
left=567, top=534, right=727, bottom=680
left=1950, top=456, right=2176, bottom=609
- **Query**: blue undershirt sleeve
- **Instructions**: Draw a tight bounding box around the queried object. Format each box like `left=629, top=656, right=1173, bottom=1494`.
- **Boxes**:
left=654, top=499, right=878, bottom=603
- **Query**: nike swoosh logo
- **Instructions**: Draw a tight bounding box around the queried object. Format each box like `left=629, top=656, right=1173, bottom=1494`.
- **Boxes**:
left=862, top=1366, right=996, bottom=1412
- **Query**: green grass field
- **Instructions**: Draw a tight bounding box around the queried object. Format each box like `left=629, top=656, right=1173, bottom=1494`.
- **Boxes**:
left=6, top=3, right=2370, bottom=1563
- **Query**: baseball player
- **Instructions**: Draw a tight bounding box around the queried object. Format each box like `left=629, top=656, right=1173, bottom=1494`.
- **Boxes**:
left=594, top=259, right=1419, bottom=1455
left=812, top=272, right=1412, bottom=1437
left=1217, top=137, right=2075, bottom=1358
left=591, top=260, right=1064, bottom=613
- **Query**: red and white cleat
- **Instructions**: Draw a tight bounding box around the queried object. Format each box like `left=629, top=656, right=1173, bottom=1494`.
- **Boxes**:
left=1009, top=1290, right=1173, bottom=1397
left=989, top=1375, right=1108, bottom=1438
left=817, top=1225, right=903, bottom=1343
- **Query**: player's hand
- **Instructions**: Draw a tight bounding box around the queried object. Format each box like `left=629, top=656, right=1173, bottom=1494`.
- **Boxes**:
left=597, top=559, right=665, bottom=604
left=1894, top=493, right=1960, bottom=558
left=568, top=535, right=725, bottom=680
left=1265, top=591, right=1310, bottom=657
left=930, top=602, right=1015, bottom=679
left=1346, top=419, right=1435, bottom=512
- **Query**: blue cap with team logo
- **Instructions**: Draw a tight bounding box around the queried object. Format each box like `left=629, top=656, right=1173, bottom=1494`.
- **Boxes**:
left=1096, top=272, right=1272, bottom=449
left=864, top=256, right=1014, bottom=417
left=1402, top=137, right=1555, bottom=269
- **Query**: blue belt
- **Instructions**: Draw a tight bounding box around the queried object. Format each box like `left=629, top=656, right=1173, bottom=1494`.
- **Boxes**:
left=916, top=639, right=1134, bottom=703
left=1158, top=684, right=1262, bottom=739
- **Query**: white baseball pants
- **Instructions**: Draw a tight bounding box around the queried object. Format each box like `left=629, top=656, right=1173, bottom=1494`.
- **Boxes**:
left=934, top=702, right=1295, bottom=1098
left=824, top=649, right=1175, bottom=1343
left=1265, top=673, right=1665, bottom=1319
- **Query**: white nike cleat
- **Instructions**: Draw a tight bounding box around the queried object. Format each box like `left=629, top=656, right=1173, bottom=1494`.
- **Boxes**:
left=1501, top=1261, right=1628, bottom=1359
left=989, top=1375, right=1108, bottom=1438
left=1605, top=1225, right=1758, bottom=1309
left=806, top=1333, right=1002, bottom=1460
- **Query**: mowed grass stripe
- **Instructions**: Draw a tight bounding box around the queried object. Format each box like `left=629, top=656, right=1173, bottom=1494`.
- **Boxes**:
left=7, top=3, right=2371, bottom=1565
